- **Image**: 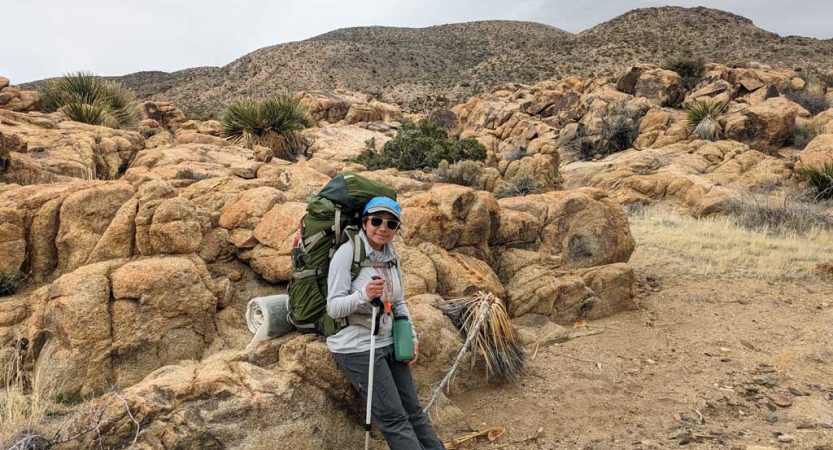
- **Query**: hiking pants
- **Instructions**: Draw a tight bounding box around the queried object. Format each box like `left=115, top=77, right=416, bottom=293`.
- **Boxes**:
left=333, top=344, right=445, bottom=450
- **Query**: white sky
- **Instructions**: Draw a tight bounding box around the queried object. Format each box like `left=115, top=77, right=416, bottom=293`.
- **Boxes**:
left=1, top=0, right=831, bottom=83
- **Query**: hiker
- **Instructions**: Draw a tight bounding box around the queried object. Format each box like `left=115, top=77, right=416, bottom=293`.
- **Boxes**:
left=326, top=197, right=445, bottom=450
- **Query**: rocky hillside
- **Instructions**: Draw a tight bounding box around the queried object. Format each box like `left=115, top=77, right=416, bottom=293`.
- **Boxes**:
left=18, top=7, right=833, bottom=117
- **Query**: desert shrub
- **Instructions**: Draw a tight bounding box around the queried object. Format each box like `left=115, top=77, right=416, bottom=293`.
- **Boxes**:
left=720, top=188, right=833, bottom=235
left=221, top=96, right=315, bottom=161
left=0, top=272, right=26, bottom=296
left=39, top=72, right=140, bottom=128
left=726, top=59, right=750, bottom=69
left=495, top=171, right=542, bottom=199
left=796, top=163, right=833, bottom=200
left=504, top=147, right=528, bottom=163
left=355, top=119, right=486, bottom=171
left=792, top=120, right=827, bottom=150
left=784, top=88, right=830, bottom=116
left=663, top=54, right=705, bottom=90
left=686, top=99, right=727, bottom=141
left=570, top=102, right=643, bottom=161
left=176, top=168, right=216, bottom=181
left=431, top=160, right=484, bottom=187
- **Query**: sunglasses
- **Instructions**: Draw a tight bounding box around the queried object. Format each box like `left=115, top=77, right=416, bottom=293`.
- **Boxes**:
left=367, top=216, right=401, bottom=230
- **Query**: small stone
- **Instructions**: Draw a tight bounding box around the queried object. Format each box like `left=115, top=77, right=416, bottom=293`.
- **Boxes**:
left=767, top=391, right=793, bottom=407
left=764, top=412, right=778, bottom=423
left=754, top=374, right=776, bottom=386
left=766, top=402, right=777, bottom=411
left=720, top=358, right=732, bottom=362
left=627, top=368, right=639, bottom=375
left=788, top=387, right=805, bottom=396
left=777, top=434, right=795, bottom=443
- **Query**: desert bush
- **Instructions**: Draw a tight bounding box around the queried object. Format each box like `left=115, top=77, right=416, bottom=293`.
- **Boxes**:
left=39, top=72, right=140, bottom=128
left=792, top=120, right=827, bottom=150
left=784, top=88, right=830, bottom=116
left=796, top=163, right=833, bottom=200
left=686, top=99, right=727, bottom=141
left=355, top=119, right=486, bottom=171
left=504, top=147, right=528, bottom=163
left=0, top=272, right=26, bottom=296
left=720, top=188, right=833, bottom=235
left=176, top=168, right=216, bottom=181
left=570, top=102, right=642, bottom=161
left=663, top=54, right=705, bottom=90
left=221, top=96, right=315, bottom=161
left=431, top=160, right=484, bottom=187
left=494, top=170, right=542, bottom=199
left=726, top=59, right=750, bottom=69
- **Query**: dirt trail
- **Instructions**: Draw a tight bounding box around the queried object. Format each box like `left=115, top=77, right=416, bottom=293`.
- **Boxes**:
left=450, top=243, right=833, bottom=450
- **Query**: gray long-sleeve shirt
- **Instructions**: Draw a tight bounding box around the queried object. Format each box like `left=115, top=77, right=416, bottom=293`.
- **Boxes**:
left=326, top=231, right=418, bottom=354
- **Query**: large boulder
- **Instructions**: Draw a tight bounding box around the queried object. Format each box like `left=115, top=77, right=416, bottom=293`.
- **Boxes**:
left=506, top=263, right=636, bottom=324
left=722, top=97, right=800, bottom=148
left=0, top=208, right=26, bottom=276
left=798, top=134, right=833, bottom=168
left=0, top=78, right=42, bottom=112
left=0, top=109, right=143, bottom=181
left=616, top=65, right=686, bottom=108
left=26, top=256, right=222, bottom=397
left=303, top=125, right=391, bottom=162
left=495, top=189, right=634, bottom=268
left=400, top=184, right=500, bottom=256
left=140, top=101, right=186, bottom=127
left=248, top=202, right=307, bottom=282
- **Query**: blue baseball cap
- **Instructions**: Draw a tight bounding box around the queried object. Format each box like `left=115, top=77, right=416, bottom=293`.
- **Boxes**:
left=363, top=197, right=402, bottom=221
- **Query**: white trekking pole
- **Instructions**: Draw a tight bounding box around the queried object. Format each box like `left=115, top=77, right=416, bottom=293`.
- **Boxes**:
left=365, top=276, right=382, bottom=450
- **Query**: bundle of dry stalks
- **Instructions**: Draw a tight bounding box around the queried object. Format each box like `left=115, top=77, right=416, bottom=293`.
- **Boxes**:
left=425, top=292, right=525, bottom=413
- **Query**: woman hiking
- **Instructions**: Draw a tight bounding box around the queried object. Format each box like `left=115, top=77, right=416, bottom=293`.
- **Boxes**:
left=326, top=196, right=445, bottom=450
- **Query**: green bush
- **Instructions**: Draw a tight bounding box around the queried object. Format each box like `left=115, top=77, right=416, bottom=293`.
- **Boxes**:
left=39, top=72, right=140, bottom=128
left=686, top=99, right=727, bottom=141
left=355, top=119, right=487, bottom=171
left=221, top=96, right=315, bottom=161
left=663, top=54, right=705, bottom=90
left=0, top=272, right=26, bottom=296
left=796, top=163, right=833, bottom=200
left=431, top=160, right=484, bottom=187
left=495, top=171, right=542, bottom=199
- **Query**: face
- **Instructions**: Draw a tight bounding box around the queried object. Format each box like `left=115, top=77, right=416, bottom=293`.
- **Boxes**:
left=362, top=211, right=400, bottom=250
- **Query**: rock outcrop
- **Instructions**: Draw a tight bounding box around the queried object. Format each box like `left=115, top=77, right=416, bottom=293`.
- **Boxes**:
left=0, top=76, right=42, bottom=112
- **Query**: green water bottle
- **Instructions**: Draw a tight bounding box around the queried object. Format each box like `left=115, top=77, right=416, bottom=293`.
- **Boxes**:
left=393, top=317, right=415, bottom=362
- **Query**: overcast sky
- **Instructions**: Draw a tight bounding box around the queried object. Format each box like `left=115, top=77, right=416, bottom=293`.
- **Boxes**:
left=2, top=0, right=831, bottom=84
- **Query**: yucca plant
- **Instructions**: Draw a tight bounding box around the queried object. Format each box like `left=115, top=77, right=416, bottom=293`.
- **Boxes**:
left=687, top=99, right=727, bottom=141
left=220, top=96, right=315, bottom=161
left=39, top=71, right=140, bottom=128
left=796, top=162, right=833, bottom=200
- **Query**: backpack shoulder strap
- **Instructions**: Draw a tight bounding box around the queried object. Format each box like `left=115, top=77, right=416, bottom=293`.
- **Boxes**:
left=345, top=228, right=365, bottom=281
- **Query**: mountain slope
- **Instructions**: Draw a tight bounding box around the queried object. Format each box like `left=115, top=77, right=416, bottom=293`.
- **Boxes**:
left=27, top=7, right=833, bottom=116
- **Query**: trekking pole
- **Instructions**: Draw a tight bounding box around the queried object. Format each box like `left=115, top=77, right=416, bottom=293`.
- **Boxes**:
left=365, top=276, right=382, bottom=450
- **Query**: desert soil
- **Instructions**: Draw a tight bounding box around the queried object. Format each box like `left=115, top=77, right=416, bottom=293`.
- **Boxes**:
left=448, top=232, right=833, bottom=450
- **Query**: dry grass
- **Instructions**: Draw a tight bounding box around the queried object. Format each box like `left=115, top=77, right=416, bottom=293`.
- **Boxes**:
left=1, top=349, right=55, bottom=447
left=627, top=206, right=833, bottom=281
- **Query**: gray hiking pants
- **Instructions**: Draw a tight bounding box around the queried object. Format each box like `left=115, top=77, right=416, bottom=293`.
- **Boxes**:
left=333, top=345, right=445, bottom=450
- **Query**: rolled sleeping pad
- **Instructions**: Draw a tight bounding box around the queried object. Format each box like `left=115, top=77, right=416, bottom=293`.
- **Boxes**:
left=245, top=294, right=294, bottom=350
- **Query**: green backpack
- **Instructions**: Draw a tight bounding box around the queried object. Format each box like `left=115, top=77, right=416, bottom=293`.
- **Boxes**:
left=288, top=172, right=397, bottom=336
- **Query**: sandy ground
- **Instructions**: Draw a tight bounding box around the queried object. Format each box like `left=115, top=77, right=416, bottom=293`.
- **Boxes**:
left=449, top=225, right=833, bottom=450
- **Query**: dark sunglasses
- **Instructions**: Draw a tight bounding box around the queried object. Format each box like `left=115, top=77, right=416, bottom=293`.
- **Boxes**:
left=368, top=216, right=400, bottom=230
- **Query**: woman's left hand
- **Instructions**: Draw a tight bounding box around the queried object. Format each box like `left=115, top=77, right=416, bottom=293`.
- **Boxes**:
left=407, top=341, right=419, bottom=365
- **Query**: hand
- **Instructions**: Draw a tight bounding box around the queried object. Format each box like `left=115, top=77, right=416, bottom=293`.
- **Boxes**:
left=364, top=279, right=385, bottom=302
left=406, top=341, right=419, bottom=365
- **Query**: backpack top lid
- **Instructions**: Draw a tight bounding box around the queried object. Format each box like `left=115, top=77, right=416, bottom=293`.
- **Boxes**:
left=317, top=172, right=396, bottom=213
